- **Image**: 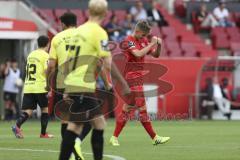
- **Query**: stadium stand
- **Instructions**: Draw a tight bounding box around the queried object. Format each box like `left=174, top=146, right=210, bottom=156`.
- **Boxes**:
left=157, top=4, right=217, bottom=58
left=26, top=0, right=217, bottom=58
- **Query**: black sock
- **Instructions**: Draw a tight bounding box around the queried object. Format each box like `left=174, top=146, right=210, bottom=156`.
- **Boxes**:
left=91, top=129, right=104, bottom=160
left=61, top=123, right=68, bottom=139
left=5, top=109, right=14, bottom=120
left=41, top=113, right=49, bottom=135
left=72, top=148, right=80, bottom=159
left=16, top=112, right=29, bottom=128
left=9, top=109, right=13, bottom=120
left=59, top=130, right=78, bottom=160
left=4, top=109, right=10, bottom=120
left=60, top=123, right=80, bottom=159
left=79, top=122, right=92, bottom=141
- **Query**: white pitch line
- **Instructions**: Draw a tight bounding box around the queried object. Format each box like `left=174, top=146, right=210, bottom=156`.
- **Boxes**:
left=0, top=148, right=126, bottom=160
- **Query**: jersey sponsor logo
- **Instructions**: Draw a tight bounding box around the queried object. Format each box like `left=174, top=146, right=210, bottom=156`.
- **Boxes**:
left=128, top=41, right=135, bottom=48
left=101, top=40, right=110, bottom=51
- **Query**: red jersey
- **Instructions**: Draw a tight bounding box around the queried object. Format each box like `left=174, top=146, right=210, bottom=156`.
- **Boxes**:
left=122, top=35, right=152, bottom=107
left=123, top=35, right=150, bottom=62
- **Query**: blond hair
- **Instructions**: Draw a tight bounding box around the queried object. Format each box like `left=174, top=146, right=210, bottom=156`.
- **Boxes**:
left=88, top=0, right=108, bottom=18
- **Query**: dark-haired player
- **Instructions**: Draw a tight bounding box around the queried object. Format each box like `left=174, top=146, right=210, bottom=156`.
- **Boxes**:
left=110, top=20, right=170, bottom=146
left=48, top=12, right=86, bottom=160
left=12, top=35, right=53, bottom=139
left=58, top=0, right=113, bottom=159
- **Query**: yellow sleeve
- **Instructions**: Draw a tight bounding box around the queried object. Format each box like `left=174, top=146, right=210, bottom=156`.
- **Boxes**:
left=49, top=37, right=57, bottom=60
left=96, top=30, right=111, bottom=58
left=44, top=54, right=49, bottom=71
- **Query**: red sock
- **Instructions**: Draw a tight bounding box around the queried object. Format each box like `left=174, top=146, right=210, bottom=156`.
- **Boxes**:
left=113, top=111, right=128, bottom=137
left=139, top=110, right=156, bottom=139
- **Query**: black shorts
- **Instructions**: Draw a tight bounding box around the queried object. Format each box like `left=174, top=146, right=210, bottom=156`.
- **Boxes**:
left=55, top=93, right=102, bottom=122
left=3, top=92, right=17, bottom=102
left=22, top=93, right=48, bottom=110
left=53, top=89, right=64, bottom=106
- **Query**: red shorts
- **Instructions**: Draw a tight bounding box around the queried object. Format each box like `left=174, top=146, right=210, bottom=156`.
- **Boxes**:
left=130, top=85, right=146, bottom=107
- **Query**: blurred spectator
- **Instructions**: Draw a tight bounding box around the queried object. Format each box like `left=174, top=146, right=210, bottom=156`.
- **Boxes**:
left=123, top=14, right=135, bottom=36
left=221, top=77, right=233, bottom=100
left=196, top=4, right=218, bottom=28
left=129, top=0, right=147, bottom=21
left=3, top=59, right=22, bottom=120
left=200, top=78, right=215, bottom=120
left=105, top=15, right=124, bottom=42
left=147, top=1, right=168, bottom=27
left=212, top=77, right=232, bottom=120
left=0, top=63, right=6, bottom=79
left=213, top=1, right=235, bottom=27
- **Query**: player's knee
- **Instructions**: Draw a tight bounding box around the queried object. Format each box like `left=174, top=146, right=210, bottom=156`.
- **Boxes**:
left=139, top=109, right=150, bottom=122
left=67, top=122, right=83, bottom=135
left=41, top=107, right=48, bottom=113
left=23, top=109, right=33, bottom=116
left=91, top=115, right=106, bottom=130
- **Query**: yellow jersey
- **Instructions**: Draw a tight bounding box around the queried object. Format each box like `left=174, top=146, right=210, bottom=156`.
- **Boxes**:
left=64, top=21, right=111, bottom=93
left=49, top=28, right=76, bottom=89
left=24, top=49, right=49, bottom=93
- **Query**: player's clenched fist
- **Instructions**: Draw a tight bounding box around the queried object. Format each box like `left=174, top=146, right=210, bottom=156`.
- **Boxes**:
left=151, top=36, right=159, bottom=44
left=157, top=37, right=162, bottom=45
left=151, top=36, right=162, bottom=45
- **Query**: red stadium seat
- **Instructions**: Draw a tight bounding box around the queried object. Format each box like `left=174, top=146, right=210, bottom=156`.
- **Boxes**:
left=230, top=36, right=240, bottom=43
left=226, top=27, right=240, bottom=36
left=211, top=27, right=226, bottom=37
left=213, top=34, right=230, bottom=49
left=83, top=10, right=89, bottom=19
left=151, top=26, right=161, bottom=37
left=211, top=28, right=229, bottom=49
left=161, top=27, right=176, bottom=36
left=70, top=9, right=86, bottom=25
left=234, top=52, right=240, bottom=56
left=165, top=42, right=183, bottom=57
left=181, top=42, right=197, bottom=57
left=55, top=9, right=67, bottom=19
left=226, top=27, right=240, bottom=43
left=230, top=42, right=240, bottom=55
left=164, top=36, right=178, bottom=42
left=161, top=48, right=169, bottom=57
left=161, top=27, right=178, bottom=41
left=37, top=9, right=56, bottom=23
left=35, top=8, right=59, bottom=30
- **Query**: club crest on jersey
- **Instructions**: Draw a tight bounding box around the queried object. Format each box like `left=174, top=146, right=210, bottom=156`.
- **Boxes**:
left=101, top=40, right=110, bottom=51
left=128, top=41, right=135, bottom=48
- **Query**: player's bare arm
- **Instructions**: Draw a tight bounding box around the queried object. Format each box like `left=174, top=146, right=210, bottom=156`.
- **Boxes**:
left=100, top=67, right=112, bottom=90
left=131, top=39, right=157, bottom=57
left=151, top=37, right=163, bottom=58
left=103, top=56, right=131, bottom=95
left=46, top=58, right=57, bottom=91
left=4, top=61, right=11, bottom=76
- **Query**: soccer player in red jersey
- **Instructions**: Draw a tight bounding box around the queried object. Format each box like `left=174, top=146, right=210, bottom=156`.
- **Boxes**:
left=110, top=20, right=170, bottom=146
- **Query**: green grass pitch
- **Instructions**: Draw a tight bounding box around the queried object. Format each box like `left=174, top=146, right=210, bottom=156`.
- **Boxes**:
left=0, top=120, right=240, bottom=160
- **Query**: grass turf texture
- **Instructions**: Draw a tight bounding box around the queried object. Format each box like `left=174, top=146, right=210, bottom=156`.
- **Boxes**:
left=0, top=120, right=240, bottom=160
